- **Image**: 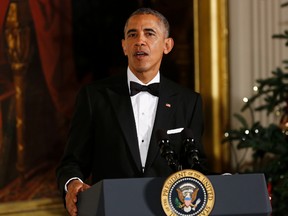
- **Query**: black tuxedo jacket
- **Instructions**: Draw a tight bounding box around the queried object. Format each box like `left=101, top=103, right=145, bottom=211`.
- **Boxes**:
left=56, top=72, right=206, bottom=196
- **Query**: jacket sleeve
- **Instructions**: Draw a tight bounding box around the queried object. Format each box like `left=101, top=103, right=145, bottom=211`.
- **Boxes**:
left=56, top=86, right=94, bottom=198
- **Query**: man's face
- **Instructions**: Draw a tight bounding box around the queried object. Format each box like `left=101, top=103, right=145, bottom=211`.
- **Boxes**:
left=122, top=14, right=173, bottom=79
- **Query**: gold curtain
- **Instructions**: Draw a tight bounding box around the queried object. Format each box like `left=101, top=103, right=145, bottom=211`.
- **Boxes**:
left=193, top=0, right=230, bottom=173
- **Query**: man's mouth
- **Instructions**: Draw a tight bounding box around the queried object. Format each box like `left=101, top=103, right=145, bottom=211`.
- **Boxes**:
left=134, top=51, right=148, bottom=57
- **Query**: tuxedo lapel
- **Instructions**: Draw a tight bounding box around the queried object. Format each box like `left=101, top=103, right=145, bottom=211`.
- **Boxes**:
left=104, top=74, right=180, bottom=173
left=144, top=76, right=179, bottom=171
left=106, top=75, right=142, bottom=172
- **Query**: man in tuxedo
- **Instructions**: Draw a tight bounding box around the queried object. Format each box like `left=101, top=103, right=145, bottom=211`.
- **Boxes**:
left=56, top=7, right=207, bottom=216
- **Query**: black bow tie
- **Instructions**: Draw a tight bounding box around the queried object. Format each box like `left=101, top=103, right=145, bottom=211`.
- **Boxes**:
left=130, top=81, right=160, bottom=97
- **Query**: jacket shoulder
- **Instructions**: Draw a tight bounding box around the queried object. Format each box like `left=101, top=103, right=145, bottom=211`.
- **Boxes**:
left=161, top=75, right=201, bottom=98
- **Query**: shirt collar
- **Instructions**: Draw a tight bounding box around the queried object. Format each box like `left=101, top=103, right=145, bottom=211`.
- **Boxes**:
left=127, top=67, right=160, bottom=93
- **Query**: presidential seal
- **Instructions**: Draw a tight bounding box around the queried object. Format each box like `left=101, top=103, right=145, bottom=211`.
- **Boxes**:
left=161, top=169, right=215, bottom=216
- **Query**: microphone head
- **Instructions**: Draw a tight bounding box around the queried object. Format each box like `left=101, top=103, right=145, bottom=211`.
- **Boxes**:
left=156, top=129, right=169, bottom=142
left=156, top=129, right=180, bottom=171
left=181, top=128, right=194, bottom=140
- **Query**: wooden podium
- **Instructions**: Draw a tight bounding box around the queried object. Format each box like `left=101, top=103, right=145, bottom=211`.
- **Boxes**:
left=77, top=173, right=272, bottom=216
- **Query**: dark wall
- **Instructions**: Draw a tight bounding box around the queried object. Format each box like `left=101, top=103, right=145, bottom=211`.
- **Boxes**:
left=72, top=1, right=140, bottom=80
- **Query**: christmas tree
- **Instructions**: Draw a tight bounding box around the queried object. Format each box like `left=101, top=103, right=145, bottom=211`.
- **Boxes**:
left=222, top=2, right=288, bottom=215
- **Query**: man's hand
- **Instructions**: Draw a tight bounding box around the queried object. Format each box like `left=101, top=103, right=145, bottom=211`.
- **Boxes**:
left=65, top=179, right=90, bottom=216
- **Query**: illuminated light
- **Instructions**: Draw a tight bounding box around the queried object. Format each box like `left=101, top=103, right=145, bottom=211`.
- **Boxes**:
left=275, top=110, right=281, bottom=116
left=243, top=97, right=249, bottom=103
left=245, top=130, right=249, bottom=134
left=255, top=129, right=259, bottom=134
left=224, top=132, right=229, bottom=137
left=253, top=86, right=258, bottom=91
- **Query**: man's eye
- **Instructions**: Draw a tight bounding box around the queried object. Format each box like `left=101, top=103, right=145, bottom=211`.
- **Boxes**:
left=127, top=33, right=136, bottom=38
left=146, top=32, right=155, bottom=37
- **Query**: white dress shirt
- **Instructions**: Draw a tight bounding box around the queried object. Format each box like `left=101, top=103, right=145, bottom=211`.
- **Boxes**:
left=127, top=67, right=159, bottom=171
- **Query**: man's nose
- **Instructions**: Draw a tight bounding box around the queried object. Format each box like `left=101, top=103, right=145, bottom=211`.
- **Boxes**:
left=135, top=34, right=146, bottom=46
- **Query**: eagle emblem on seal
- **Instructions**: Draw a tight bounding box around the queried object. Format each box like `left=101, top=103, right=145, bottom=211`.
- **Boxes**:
left=175, top=183, right=201, bottom=213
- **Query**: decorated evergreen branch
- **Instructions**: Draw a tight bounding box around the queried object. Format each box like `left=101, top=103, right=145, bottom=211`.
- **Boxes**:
left=241, top=68, right=288, bottom=115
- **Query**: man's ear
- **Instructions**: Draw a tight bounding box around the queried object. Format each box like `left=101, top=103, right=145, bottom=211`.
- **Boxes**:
left=163, top=38, right=174, bottom=54
left=121, top=39, right=127, bottom=56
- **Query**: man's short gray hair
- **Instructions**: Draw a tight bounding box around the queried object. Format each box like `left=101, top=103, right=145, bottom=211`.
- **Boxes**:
left=124, top=7, right=170, bottom=38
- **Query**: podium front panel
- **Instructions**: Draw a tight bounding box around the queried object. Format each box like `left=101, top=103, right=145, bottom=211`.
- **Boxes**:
left=77, top=174, right=272, bottom=216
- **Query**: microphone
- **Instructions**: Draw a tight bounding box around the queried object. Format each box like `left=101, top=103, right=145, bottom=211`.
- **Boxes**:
left=156, top=129, right=181, bottom=172
left=181, top=128, right=200, bottom=169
